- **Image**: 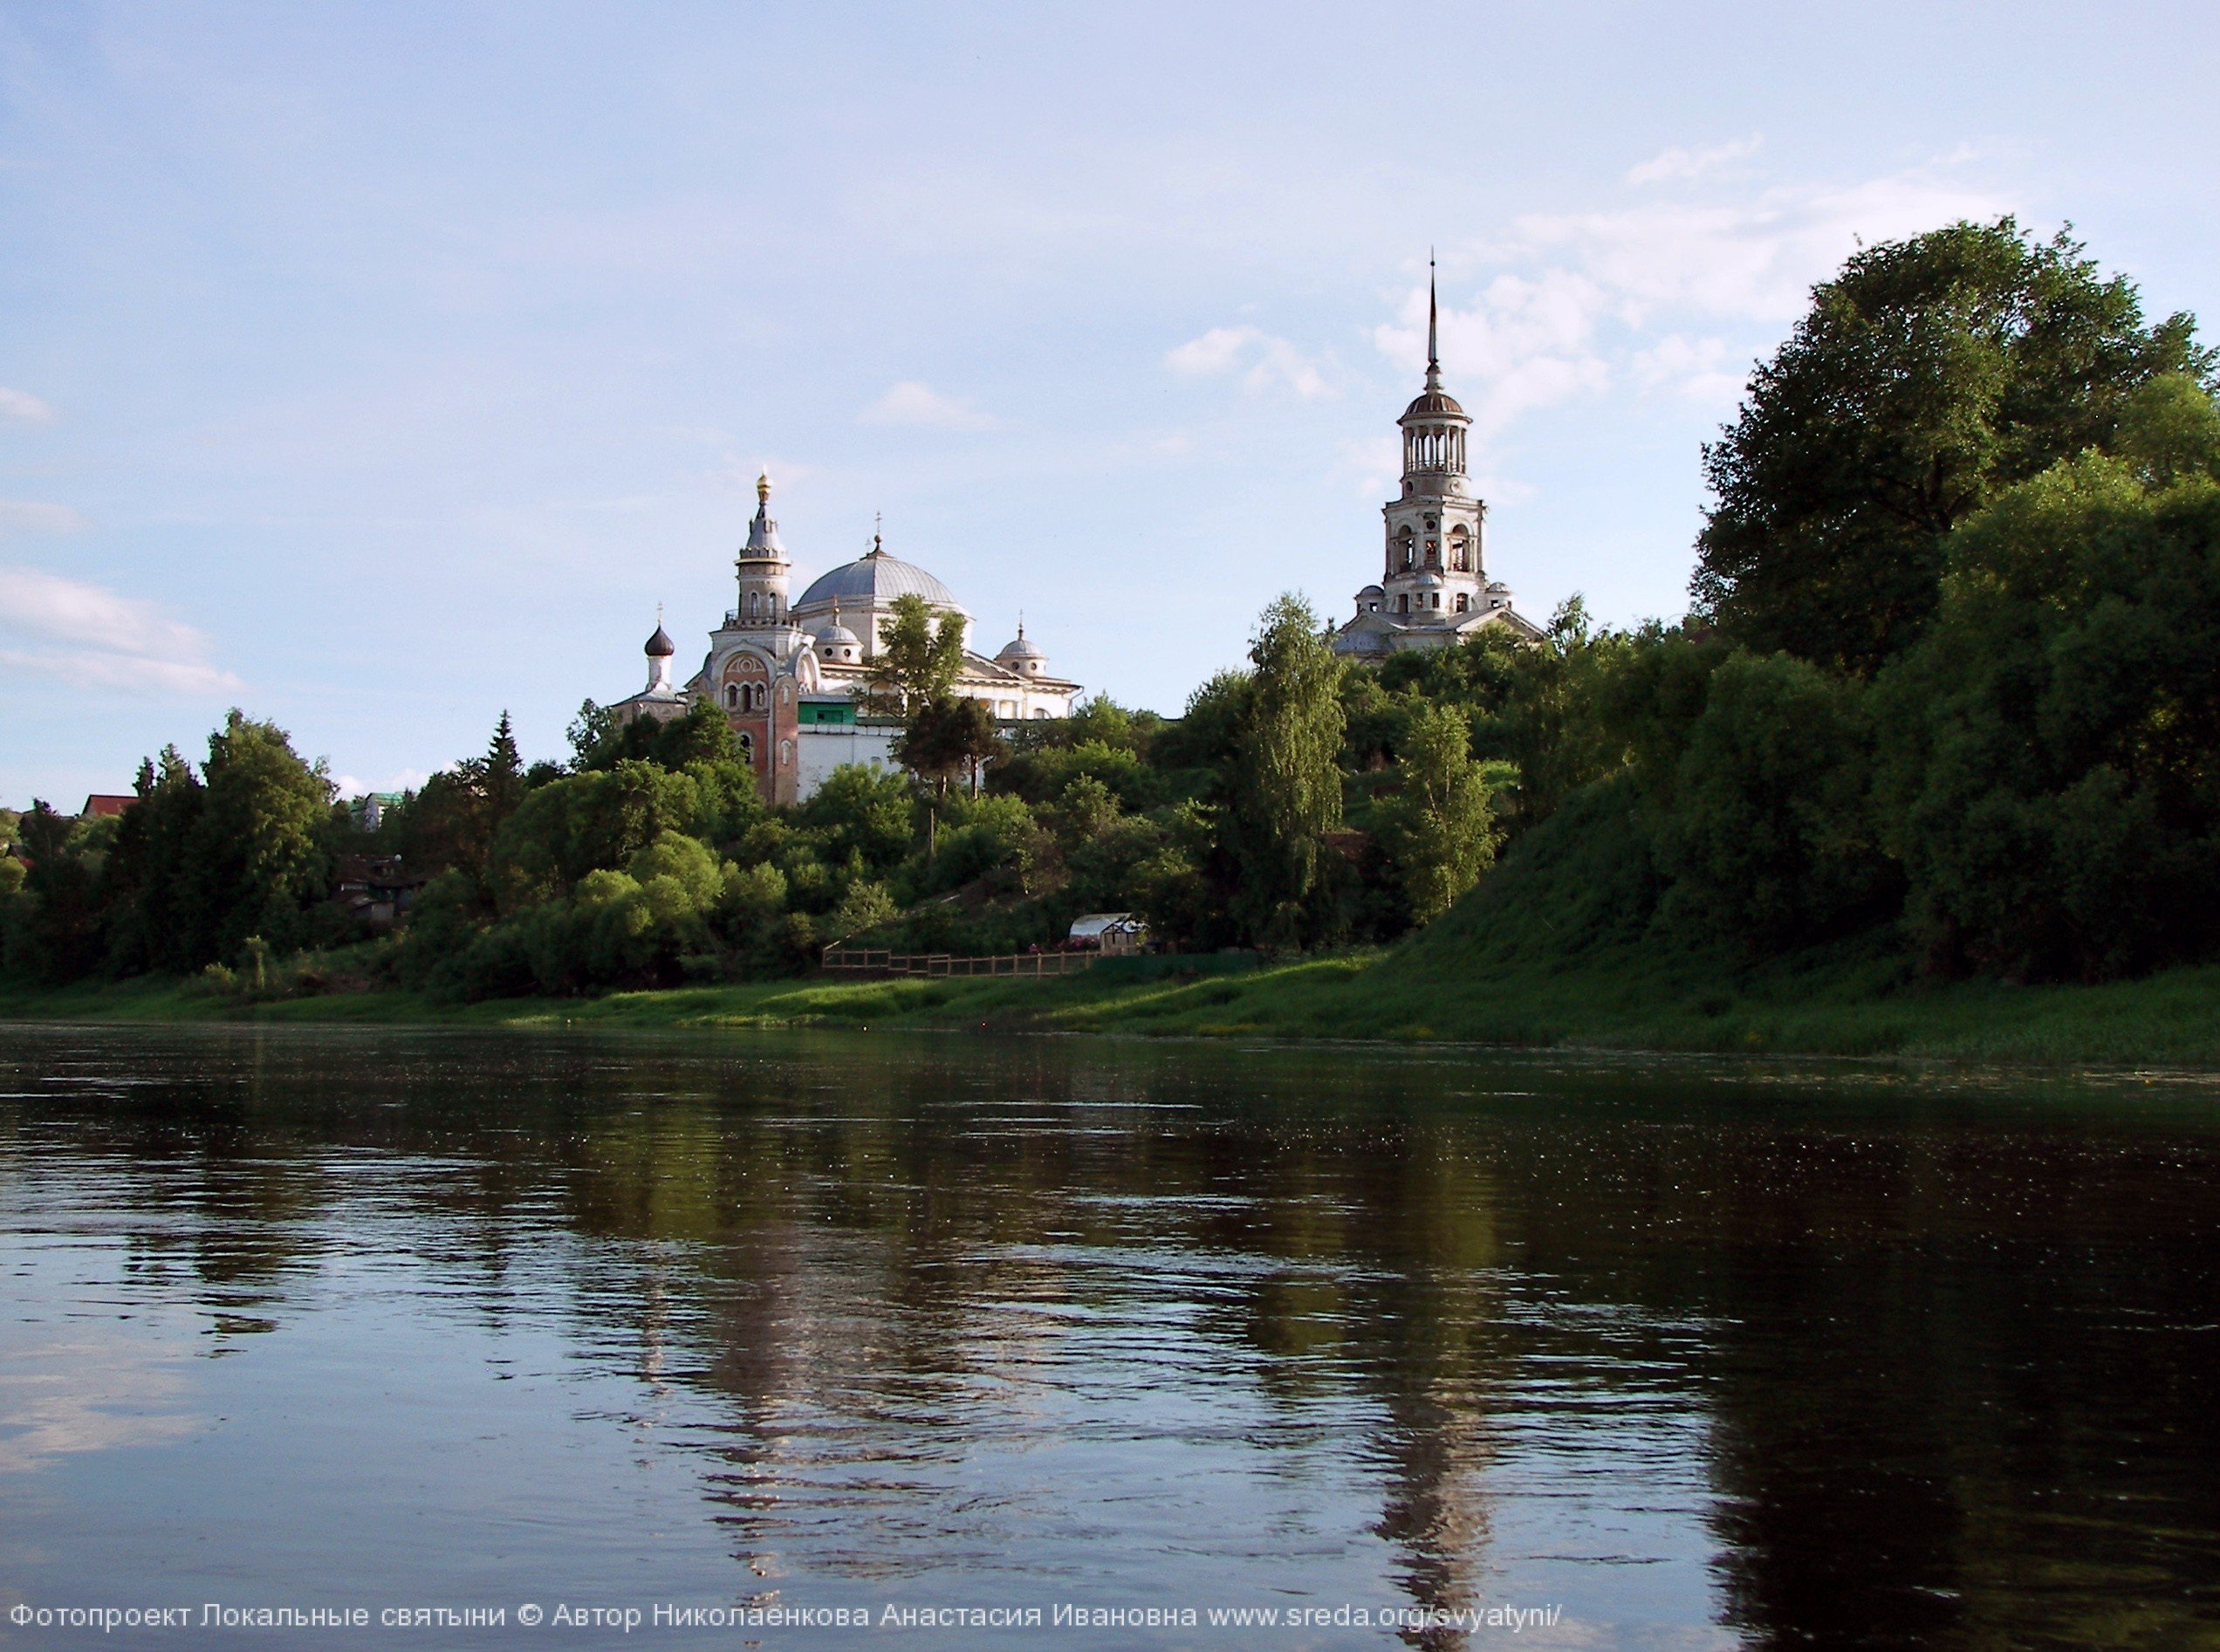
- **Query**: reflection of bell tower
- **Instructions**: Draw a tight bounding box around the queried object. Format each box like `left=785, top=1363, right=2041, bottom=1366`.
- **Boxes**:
left=1381, top=260, right=1487, bottom=628
left=734, top=472, right=791, bottom=631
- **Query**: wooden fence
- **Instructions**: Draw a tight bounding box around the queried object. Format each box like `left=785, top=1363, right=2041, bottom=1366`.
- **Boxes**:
left=820, top=947, right=1099, bottom=979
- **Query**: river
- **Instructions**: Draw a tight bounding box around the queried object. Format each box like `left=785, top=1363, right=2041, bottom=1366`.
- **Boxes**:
left=2, top=1025, right=2217, bottom=1648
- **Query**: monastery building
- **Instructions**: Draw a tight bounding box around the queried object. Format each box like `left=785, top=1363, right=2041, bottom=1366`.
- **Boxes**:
left=613, top=476, right=1079, bottom=805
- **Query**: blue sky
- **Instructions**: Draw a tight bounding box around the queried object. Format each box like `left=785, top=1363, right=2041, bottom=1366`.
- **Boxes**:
left=3, top=2, right=2216, bottom=804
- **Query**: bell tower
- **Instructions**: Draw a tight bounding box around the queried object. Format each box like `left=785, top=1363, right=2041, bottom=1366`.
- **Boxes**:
left=1379, top=260, right=1487, bottom=628
left=734, top=472, right=792, bottom=631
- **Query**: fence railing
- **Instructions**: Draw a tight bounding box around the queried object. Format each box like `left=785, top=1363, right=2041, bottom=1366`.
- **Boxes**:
left=820, top=947, right=1099, bottom=979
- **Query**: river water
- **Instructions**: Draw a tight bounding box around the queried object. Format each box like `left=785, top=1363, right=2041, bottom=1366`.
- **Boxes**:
left=2, top=1025, right=2217, bottom=1649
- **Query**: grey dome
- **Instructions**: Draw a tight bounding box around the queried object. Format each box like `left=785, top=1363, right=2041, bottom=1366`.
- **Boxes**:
left=644, top=624, right=676, bottom=657
left=795, top=549, right=963, bottom=615
left=814, top=620, right=863, bottom=647
left=996, top=633, right=1046, bottom=662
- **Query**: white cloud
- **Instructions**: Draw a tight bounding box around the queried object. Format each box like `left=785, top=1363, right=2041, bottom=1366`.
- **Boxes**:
left=332, top=769, right=431, bottom=799
left=0, top=566, right=243, bottom=696
left=0, top=499, right=90, bottom=535
left=1373, top=159, right=2011, bottom=458
left=1374, top=269, right=1611, bottom=442
left=0, top=388, right=54, bottom=424
left=1626, top=134, right=1763, bottom=187
left=1166, top=325, right=1331, bottom=399
left=1632, top=333, right=1748, bottom=403
left=858, top=380, right=997, bottom=431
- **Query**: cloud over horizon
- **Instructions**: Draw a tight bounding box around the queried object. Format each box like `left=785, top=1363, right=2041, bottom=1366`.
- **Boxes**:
left=0, top=500, right=90, bottom=536
left=0, top=566, right=243, bottom=696
left=0, top=388, right=56, bottom=424
left=1166, top=326, right=1332, bottom=400
left=859, top=380, right=998, bottom=431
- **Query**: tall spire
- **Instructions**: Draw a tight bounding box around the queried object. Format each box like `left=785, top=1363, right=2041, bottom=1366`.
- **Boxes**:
left=1425, top=251, right=1442, bottom=390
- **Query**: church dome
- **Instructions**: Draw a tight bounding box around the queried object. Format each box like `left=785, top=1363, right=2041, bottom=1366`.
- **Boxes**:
left=814, top=619, right=863, bottom=650
left=996, top=631, right=1046, bottom=664
left=1401, top=387, right=1467, bottom=421
left=794, top=540, right=963, bottom=615
left=644, top=624, right=675, bottom=657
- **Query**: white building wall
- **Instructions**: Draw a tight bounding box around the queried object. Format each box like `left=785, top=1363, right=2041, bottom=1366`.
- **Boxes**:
left=793, top=723, right=904, bottom=800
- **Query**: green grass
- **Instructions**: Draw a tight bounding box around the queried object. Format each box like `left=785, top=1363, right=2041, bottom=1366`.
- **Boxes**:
left=6, top=945, right=2220, bottom=1069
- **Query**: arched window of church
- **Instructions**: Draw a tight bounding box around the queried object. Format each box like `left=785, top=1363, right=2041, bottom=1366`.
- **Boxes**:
left=748, top=593, right=759, bottom=620
left=1456, top=593, right=1470, bottom=614
left=1397, top=527, right=1415, bottom=570
left=1398, top=593, right=1409, bottom=614
left=737, top=732, right=753, bottom=763
left=724, top=684, right=738, bottom=709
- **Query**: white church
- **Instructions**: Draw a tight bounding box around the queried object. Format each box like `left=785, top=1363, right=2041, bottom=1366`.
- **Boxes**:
left=611, top=264, right=1533, bottom=804
left=613, top=475, right=1081, bottom=805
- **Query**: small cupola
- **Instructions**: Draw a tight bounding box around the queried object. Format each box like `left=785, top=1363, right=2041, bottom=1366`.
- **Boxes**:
left=815, top=602, right=863, bottom=665
left=995, top=620, right=1048, bottom=677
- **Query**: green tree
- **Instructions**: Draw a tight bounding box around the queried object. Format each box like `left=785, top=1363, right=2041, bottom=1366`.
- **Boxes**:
left=102, top=746, right=208, bottom=972
left=797, top=764, right=915, bottom=876
left=862, top=593, right=965, bottom=716
left=488, top=760, right=703, bottom=909
left=1656, top=652, right=1894, bottom=953
left=401, top=711, right=537, bottom=885
left=1229, top=593, right=1346, bottom=950
left=1377, top=703, right=1511, bottom=925
left=894, top=694, right=999, bottom=857
left=1878, top=452, right=2220, bottom=978
left=1692, top=220, right=2213, bottom=675
left=183, top=711, right=334, bottom=963
left=3, top=802, right=104, bottom=981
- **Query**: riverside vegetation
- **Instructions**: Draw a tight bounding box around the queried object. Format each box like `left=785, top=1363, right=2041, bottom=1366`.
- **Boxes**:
left=8, top=219, right=2220, bottom=1064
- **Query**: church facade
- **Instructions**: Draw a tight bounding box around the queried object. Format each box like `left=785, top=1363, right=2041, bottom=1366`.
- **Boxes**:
left=1332, top=268, right=1541, bottom=658
left=613, top=475, right=1079, bottom=805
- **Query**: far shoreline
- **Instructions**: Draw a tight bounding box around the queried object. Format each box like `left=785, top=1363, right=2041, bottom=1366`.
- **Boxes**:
left=5, top=949, right=2219, bottom=1074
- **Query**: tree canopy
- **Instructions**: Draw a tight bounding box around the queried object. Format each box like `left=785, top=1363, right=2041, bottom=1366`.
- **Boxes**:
left=1692, top=219, right=2214, bottom=675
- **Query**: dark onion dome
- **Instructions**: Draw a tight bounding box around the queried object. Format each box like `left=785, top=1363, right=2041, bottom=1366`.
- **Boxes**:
left=1401, top=386, right=1467, bottom=421
left=793, top=538, right=964, bottom=614
left=644, top=624, right=676, bottom=657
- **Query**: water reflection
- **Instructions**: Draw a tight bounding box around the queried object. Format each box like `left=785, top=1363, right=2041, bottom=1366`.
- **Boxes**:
left=2, top=1026, right=2218, bottom=1647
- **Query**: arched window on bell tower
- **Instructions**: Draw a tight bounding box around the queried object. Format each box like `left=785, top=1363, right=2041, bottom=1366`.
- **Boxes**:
left=1396, top=525, right=1415, bottom=571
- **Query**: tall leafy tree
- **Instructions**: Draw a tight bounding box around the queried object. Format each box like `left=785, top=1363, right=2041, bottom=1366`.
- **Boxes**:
left=895, top=694, right=999, bottom=859
left=1378, top=703, right=1511, bottom=925
left=1230, top=593, right=1346, bottom=950
left=862, top=593, right=965, bottom=716
left=184, top=711, right=334, bottom=963
left=1692, top=219, right=2213, bottom=675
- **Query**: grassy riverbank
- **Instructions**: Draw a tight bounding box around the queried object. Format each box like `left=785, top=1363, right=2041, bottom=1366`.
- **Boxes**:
left=6, top=945, right=2220, bottom=1068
